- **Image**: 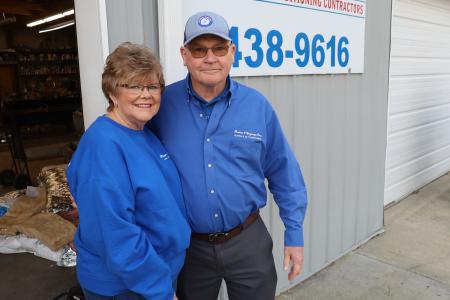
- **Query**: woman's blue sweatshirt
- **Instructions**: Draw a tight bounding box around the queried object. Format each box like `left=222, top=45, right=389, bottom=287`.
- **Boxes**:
left=67, top=116, right=190, bottom=300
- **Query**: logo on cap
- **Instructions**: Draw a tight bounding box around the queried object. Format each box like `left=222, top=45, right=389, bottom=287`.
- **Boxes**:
left=198, top=16, right=213, bottom=27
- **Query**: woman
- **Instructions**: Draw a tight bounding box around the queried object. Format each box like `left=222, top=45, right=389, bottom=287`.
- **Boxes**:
left=67, top=42, right=190, bottom=300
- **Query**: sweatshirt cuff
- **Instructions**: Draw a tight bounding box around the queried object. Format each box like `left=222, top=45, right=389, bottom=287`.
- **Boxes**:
left=284, top=229, right=304, bottom=246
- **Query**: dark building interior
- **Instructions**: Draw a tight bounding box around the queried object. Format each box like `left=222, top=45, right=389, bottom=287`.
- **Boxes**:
left=0, top=0, right=82, bottom=188
left=0, top=1, right=80, bottom=298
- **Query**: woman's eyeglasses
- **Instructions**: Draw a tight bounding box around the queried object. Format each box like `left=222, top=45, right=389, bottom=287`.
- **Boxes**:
left=118, top=84, right=161, bottom=95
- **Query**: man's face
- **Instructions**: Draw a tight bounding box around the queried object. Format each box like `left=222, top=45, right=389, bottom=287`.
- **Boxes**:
left=181, top=35, right=235, bottom=93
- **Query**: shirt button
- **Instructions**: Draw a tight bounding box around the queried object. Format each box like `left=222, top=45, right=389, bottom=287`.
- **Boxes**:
left=206, top=138, right=211, bottom=142
left=210, top=189, right=215, bottom=194
left=214, top=213, right=219, bottom=218
left=200, top=113, right=203, bottom=117
left=208, top=163, right=212, bottom=168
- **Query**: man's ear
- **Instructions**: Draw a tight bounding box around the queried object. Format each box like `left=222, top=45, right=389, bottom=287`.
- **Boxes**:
left=230, top=43, right=236, bottom=64
left=180, top=47, right=187, bottom=66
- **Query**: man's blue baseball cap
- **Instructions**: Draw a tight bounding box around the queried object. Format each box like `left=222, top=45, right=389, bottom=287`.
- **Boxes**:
left=183, top=11, right=231, bottom=46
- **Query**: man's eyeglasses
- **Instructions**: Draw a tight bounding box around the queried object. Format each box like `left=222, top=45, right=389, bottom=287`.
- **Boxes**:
left=186, top=44, right=231, bottom=58
left=118, top=84, right=161, bottom=95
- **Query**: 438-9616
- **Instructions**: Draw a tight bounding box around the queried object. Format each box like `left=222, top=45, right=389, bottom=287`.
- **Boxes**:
left=230, top=26, right=350, bottom=69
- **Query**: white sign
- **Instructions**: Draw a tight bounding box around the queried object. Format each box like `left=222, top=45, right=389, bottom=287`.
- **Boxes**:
left=182, top=0, right=366, bottom=76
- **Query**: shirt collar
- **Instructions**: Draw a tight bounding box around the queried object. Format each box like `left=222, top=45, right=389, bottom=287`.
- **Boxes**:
left=185, top=75, right=233, bottom=107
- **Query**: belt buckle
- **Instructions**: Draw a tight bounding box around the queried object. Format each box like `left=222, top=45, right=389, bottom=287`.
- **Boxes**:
left=208, top=232, right=229, bottom=242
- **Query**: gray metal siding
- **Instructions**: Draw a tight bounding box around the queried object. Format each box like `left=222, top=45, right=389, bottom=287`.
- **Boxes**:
left=386, top=0, right=450, bottom=205
left=105, top=0, right=158, bottom=55
left=233, top=0, right=391, bottom=292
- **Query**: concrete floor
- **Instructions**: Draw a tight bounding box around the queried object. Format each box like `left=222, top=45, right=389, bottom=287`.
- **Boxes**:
left=277, top=172, right=450, bottom=300
left=0, top=253, right=77, bottom=300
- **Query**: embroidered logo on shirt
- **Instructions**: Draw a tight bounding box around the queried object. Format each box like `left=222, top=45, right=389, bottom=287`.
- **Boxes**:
left=160, top=153, right=170, bottom=160
left=233, top=130, right=262, bottom=141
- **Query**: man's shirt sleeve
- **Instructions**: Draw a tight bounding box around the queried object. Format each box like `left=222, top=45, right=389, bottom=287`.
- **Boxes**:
left=263, top=109, right=308, bottom=246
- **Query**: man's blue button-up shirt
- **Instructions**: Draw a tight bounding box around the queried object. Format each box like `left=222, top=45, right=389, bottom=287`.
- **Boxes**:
left=151, top=76, right=308, bottom=246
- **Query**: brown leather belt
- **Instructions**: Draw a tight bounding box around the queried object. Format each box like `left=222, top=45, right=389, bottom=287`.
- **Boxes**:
left=191, top=211, right=260, bottom=244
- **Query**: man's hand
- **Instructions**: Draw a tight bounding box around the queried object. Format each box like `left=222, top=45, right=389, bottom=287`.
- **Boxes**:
left=283, top=246, right=304, bottom=281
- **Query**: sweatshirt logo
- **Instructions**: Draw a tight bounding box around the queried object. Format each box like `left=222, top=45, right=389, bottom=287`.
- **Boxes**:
left=160, top=153, right=170, bottom=160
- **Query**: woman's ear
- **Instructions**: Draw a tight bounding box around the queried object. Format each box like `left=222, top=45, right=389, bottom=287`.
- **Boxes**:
left=109, top=94, right=118, bottom=107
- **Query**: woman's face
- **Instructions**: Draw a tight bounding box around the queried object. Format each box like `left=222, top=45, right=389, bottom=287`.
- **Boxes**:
left=110, top=76, right=161, bottom=130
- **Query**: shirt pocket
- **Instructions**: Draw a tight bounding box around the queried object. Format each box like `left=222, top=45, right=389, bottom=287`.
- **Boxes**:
left=229, top=140, right=263, bottom=178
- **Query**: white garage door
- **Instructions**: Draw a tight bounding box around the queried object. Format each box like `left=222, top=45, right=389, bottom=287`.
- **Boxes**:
left=385, top=0, right=450, bottom=205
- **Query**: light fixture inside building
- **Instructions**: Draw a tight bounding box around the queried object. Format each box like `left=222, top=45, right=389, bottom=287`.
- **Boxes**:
left=27, top=9, right=74, bottom=27
left=38, top=19, right=74, bottom=33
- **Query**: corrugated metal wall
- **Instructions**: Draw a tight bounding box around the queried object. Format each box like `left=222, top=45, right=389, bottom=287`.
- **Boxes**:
left=105, top=0, right=159, bottom=55
left=385, top=0, right=450, bottom=205
left=104, top=0, right=391, bottom=296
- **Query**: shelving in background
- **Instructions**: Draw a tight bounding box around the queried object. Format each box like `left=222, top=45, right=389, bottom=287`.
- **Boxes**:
left=0, top=48, right=81, bottom=100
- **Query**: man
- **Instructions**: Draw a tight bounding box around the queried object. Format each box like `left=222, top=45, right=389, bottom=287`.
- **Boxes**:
left=151, top=11, right=307, bottom=300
